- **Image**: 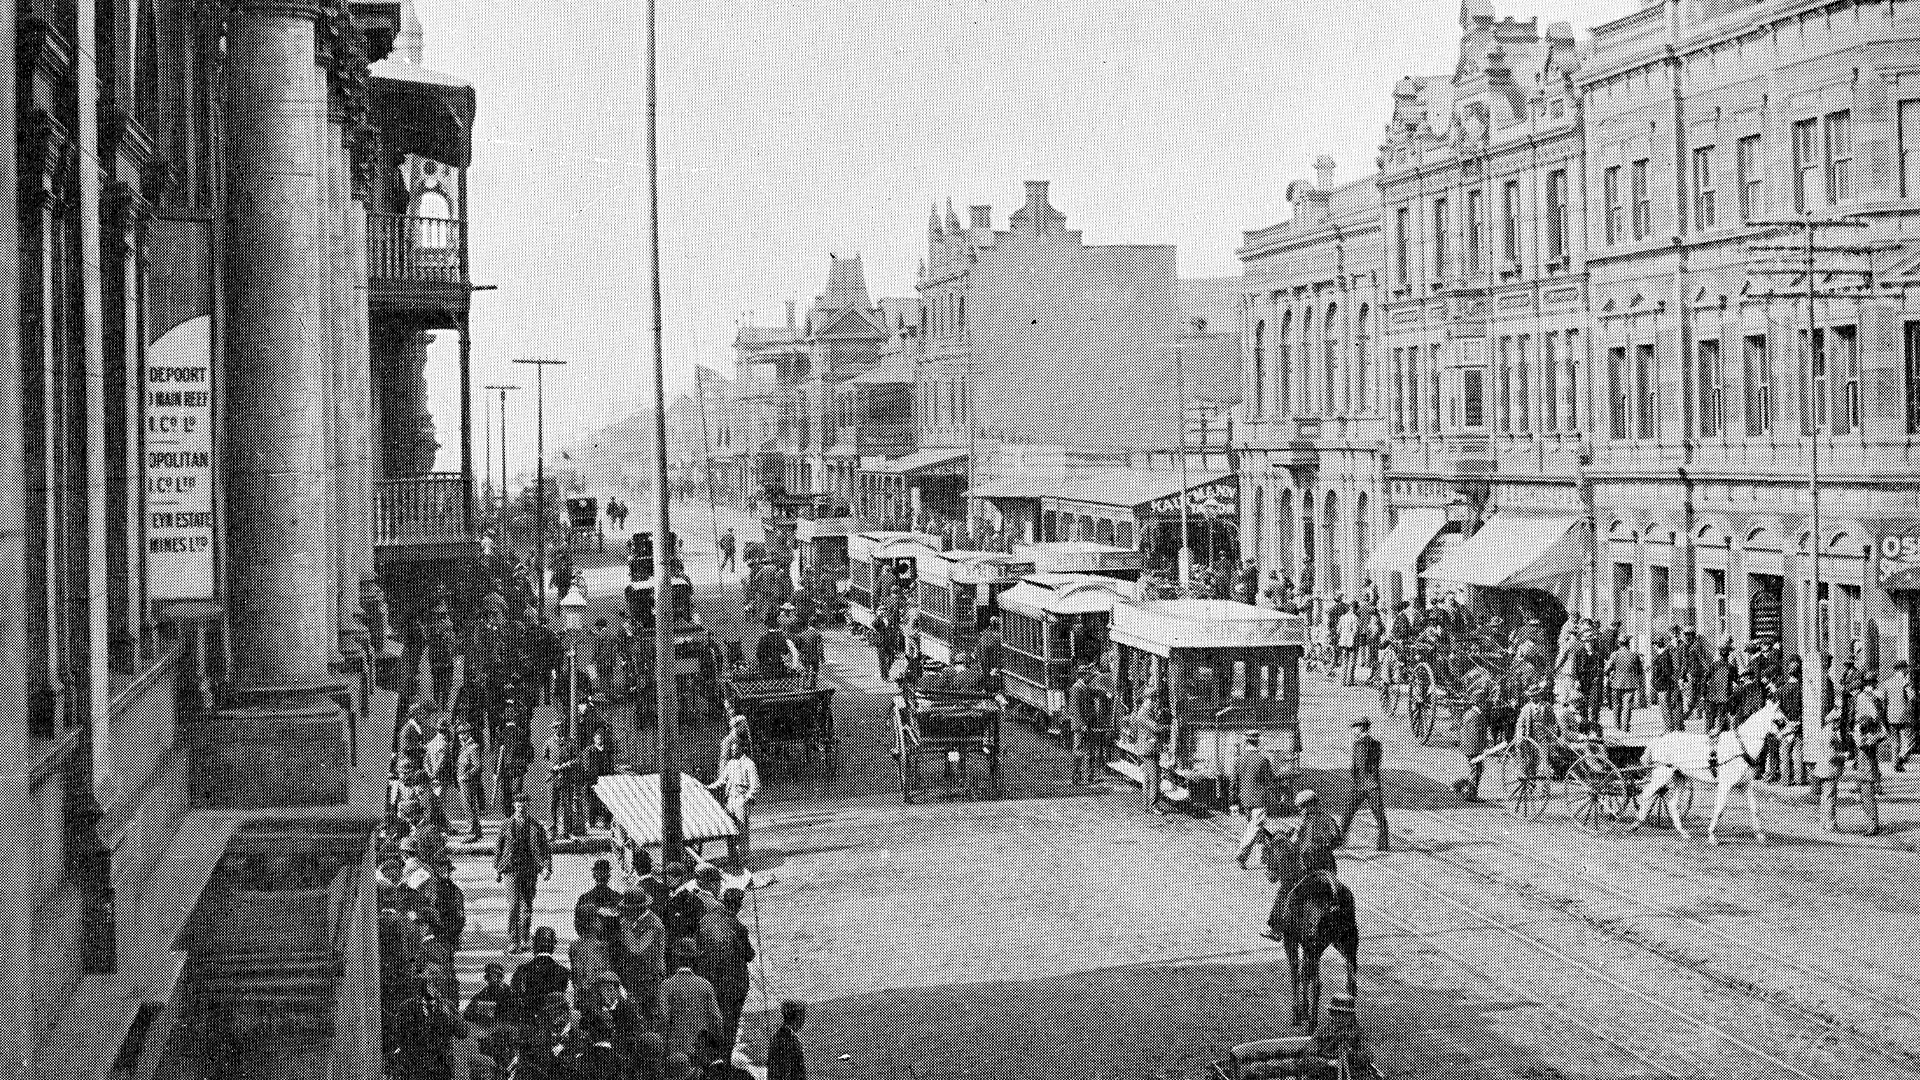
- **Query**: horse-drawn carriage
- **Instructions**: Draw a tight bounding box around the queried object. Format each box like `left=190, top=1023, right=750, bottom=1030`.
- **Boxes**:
left=891, top=685, right=1003, bottom=802
left=1108, top=599, right=1306, bottom=810
left=721, top=672, right=837, bottom=778
left=914, top=550, right=1033, bottom=665
left=794, top=515, right=857, bottom=600
left=994, top=572, right=1140, bottom=734
left=846, top=530, right=938, bottom=634
left=1397, top=631, right=1532, bottom=746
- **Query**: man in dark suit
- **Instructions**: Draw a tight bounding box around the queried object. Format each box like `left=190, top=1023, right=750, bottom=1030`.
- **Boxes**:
left=1339, top=718, right=1388, bottom=851
left=494, top=792, right=552, bottom=953
left=1231, top=730, right=1282, bottom=868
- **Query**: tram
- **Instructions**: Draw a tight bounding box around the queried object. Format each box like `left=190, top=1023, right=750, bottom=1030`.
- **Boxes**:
left=996, top=572, right=1141, bottom=730
left=1012, top=540, right=1145, bottom=580
left=1108, top=599, right=1306, bottom=809
left=914, top=550, right=1034, bottom=665
left=846, top=530, right=939, bottom=633
left=794, top=514, right=857, bottom=593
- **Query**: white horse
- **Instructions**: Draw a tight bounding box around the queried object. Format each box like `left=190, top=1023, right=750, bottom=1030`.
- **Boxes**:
left=1628, top=701, right=1791, bottom=844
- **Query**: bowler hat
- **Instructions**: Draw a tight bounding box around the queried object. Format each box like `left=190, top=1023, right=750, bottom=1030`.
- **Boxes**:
left=1351, top=718, right=1372, bottom=729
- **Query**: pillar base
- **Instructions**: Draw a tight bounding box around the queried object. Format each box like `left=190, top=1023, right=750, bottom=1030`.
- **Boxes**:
left=195, top=683, right=351, bottom=809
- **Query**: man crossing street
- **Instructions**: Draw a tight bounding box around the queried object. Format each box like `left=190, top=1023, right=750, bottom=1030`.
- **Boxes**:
left=1338, top=718, right=1388, bottom=851
left=494, top=792, right=553, bottom=953
left=1231, top=730, right=1283, bottom=868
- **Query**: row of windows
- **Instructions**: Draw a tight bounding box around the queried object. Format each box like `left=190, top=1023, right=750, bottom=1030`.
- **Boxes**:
left=920, top=292, right=966, bottom=338
left=918, top=378, right=970, bottom=430
left=1245, top=486, right=1372, bottom=597
left=1248, top=304, right=1372, bottom=418
left=1388, top=330, right=1585, bottom=437
left=1391, top=170, right=1570, bottom=288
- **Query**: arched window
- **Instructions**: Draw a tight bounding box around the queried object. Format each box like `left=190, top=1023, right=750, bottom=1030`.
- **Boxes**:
left=958, top=295, right=966, bottom=330
left=1252, top=486, right=1266, bottom=573
left=1251, top=320, right=1267, bottom=416
left=1277, top=488, right=1295, bottom=576
left=415, top=186, right=455, bottom=253
left=1354, top=492, right=1371, bottom=589
left=1278, top=310, right=1294, bottom=417
left=1354, top=304, right=1371, bottom=414
left=1323, top=491, right=1341, bottom=594
left=1323, top=303, right=1340, bottom=417
left=1299, top=308, right=1315, bottom=415
left=1300, top=491, right=1316, bottom=587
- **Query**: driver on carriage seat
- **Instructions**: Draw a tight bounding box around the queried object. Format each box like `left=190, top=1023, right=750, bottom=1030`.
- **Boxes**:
left=941, top=653, right=989, bottom=694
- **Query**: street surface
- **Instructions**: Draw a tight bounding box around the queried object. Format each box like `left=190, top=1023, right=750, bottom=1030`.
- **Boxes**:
left=447, top=502, right=1920, bottom=1080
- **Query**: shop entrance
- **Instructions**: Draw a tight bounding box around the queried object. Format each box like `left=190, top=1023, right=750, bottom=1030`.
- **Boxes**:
left=1748, top=574, right=1784, bottom=647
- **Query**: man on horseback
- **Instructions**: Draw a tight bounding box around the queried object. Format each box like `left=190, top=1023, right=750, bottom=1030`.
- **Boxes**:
left=1260, top=790, right=1359, bottom=1031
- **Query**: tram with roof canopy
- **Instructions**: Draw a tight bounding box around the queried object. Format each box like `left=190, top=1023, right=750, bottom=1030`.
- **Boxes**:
left=1108, top=599, right=1306, bottom=810
left=996, top=572, right=1142, bottom=732
left=845, top=530, right=939, bottom=634
left=915, top=550, right=1034, bottom=665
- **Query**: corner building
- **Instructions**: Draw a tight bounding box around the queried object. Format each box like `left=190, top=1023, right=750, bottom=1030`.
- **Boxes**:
left=1375, top=3, right=1594, bottom=631
left=1580, top=0, right=1920, bottom=664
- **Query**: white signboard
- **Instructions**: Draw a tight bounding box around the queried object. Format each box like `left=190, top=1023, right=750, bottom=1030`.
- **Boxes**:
left=145, top=314, right=215, bottom=600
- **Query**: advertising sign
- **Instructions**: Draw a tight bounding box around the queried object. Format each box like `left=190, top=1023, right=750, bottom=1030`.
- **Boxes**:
left=1144, top=476, right=1239, bottom=519
left=145, top=314, right=216, bottom=599
left=1873, top=524, right=1920, bottom=591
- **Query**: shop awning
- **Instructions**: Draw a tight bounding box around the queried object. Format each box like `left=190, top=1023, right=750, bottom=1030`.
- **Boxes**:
left=1367, top=507, right=1448, bottom=578
left=867, top=448, right=968, bottom=477
left=1422, top=514, right=1589, bottom=588
left=1045, top=468, right=1233, bottom=512
left=594, top=773, right=739, bottom=848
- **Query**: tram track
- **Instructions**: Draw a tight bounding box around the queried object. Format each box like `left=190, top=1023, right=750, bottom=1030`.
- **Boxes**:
left=1395, top=797, right=1920, bottom=1066
left=1199, top=799, right=1918, bottom=1079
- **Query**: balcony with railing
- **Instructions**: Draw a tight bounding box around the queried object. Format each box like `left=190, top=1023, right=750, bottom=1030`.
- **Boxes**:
left=832, top=420, right=915, bottom=457
left=367, top=213, right=468, bottom=315
left=373, top=472, right=476, bottom=559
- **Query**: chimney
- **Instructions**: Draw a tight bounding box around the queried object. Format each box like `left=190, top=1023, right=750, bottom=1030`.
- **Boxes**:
left=1314, top=155, right=1336, bottom=190
left=969, top=205, right=992, bottom=230
left=785, top=300, right=795, bottom=329
left=1024, top=180, right=1050, bottom=210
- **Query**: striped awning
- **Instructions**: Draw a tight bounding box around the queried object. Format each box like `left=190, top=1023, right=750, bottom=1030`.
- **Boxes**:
left=594, top=773, right=739, bottom=848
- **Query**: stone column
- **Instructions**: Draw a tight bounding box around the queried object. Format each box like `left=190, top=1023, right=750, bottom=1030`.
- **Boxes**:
left=326, top=36, right=371, bottom=665
left=0, top=0, right=40, bottom=1071
left=212, top=0, right=349, bottom=808
left=346, top=129, right=387, bottom=654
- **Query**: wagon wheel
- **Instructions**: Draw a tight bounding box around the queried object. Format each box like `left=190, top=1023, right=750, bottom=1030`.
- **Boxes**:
left=1568, top=759, right=1628, bottom=833
left=1642, top=774, right=1694, bottom=830
left=1500, top=737, right=1550, bottom=820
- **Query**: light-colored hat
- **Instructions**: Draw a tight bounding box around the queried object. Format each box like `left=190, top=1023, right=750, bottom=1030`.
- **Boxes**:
left=1294, top=789, right=1319, bottom=808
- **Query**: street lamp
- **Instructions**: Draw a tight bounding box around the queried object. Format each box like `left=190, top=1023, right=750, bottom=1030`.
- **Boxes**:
left=513, top=357, right=566, bottom=615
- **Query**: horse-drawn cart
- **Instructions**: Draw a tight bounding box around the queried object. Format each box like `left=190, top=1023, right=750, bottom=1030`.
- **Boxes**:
left=722, top=673, right=837, bottom=778
left=891, top=686, right=1003, bottom=802
left=1483, top=723, right=1696, bottom=832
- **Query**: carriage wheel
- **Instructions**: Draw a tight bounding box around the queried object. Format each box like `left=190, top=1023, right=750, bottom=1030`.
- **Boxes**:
left=1507, top=775, right=1551, bottom=819
left=1499, top=738, right=1548, bottom=820
left=1569, top=760, right=1628, bottom=833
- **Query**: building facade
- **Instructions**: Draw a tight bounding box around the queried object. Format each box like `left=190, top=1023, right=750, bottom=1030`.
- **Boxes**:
left=1375, top=3, right=1593, bottom=629
left=1, top=0, right=479, bottom=1075
left=1580, top=0, right=1920, bottom=665
left=1236, top=158, right=1387, bottom=602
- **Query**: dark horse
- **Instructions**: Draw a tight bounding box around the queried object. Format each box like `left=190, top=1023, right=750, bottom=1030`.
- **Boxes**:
left=1264, top=843, right=1359, bottom=1031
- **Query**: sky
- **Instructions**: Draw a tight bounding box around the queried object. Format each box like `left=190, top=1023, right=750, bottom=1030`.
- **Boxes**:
left=416, top=0, right=1633, bottom=478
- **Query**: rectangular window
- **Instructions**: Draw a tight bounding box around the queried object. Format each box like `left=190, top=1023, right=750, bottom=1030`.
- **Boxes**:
left=1696, top=338, right=1722, bottom=437
left=1906, top=322, right=1920, bottom=434
left=1501, top=180, right=1521, bottom=264
left=1902, top=101, right=1920, bottom=199
left=1406, top=347, right=1420, bottom=433
left=1516, top=335, right=1531, bottom=433
left=1565, top=330, right=1581, bottom=431
left=1391, top=349, right=1404, bottom=433
left=1542, top=332, right=1559, bottom=432
left=1692, top=146, right=1716, bottom=229
left=1430, top=345, right=1443, bottom=432
left=1705, top=568, right=1729, bottom=643
left=1432, top=198, right=1450, bottom=280
left=1495, top=337, right=1512, bottom=433
left=1811, top=328, right=1828, bottom=434
left=1466, top=188, right=1485, bottom=275
left=1793, top=118, right=1819, bottom=212
left=1745, top=333, right=1773, bottom=436
left=1630, top=159, right=1651, bottom=240
left=1825, top=110, right=1853, bottom=204
left=1394, top=208, right=1410, bottom=287
left=1603, top=166, right=1623, bottom=245
left=1462, top=368, right=1486, bottom=429
left=1832, top=324, right=1858, bottom=435
left=1636, top=342, right=1657, bottom=439
left=1608, top=346, right=1628, bottom=438
left=1737, top=134, right=1762, bottom=220
left=1547, top=169, right=1569, bottom=263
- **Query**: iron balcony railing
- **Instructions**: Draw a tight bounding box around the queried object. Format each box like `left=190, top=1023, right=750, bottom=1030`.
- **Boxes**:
left=373, top=472, right=471, bottom=547
left=367, top=212, right=466, bottom=286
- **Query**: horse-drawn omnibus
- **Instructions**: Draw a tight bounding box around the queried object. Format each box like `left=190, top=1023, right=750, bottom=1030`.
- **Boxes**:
left=762, top=492, right=850, bottom=553
left=914, top=550, right=1033, bottom=665
left=995, top=572, right=1141, bottom=731
left=1108, top=599, right=1306, bottom=810
left=1011, top=540, right=1145, bottom=580
left=794, top=514, right=857, bottom=596
left=846, top=530, right=938, bottom=634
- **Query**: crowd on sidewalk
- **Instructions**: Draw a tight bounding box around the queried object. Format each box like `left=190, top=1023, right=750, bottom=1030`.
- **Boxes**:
left=373, top=548, right=804, bottom=1079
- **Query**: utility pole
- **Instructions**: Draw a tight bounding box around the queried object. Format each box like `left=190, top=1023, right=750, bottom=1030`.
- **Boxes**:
left=1171, top=341, right=1192, bottom=586
left=642, top=0, right=683, bottom=865
left=484, top=383, right=520, bottom=533
left=513, top=357, right=566, bottom=615
left=692, top=366, right=723, bottom=556
left=1745, top=213, right=1892, bottom=736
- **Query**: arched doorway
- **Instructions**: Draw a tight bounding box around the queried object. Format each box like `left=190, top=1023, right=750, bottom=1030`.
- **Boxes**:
left=1323, top=491, right=1341, bottom=595
left=1354, top=492, right=1370, bottom=593
left=1300, top=491, right=1316, bottom=593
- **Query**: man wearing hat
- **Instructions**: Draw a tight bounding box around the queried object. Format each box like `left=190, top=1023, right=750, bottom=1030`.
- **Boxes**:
left=1231, top=729, right=1283, bottom=867
left=1338, top=718, right=1389, bottom=851
left=793, top=616, right=826, bottom=689
left=615, top=887, right=667, bottom=1020
left=494, top=792, right=553, bottom=953
left=661, top=937, right=724, bottom=1063
left=1287, top=789, right=1341, bottom=875
left=1067, top=666, right=1101, bottom=786
left=574, top=858, right=623, bottom=938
